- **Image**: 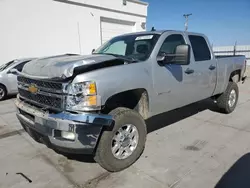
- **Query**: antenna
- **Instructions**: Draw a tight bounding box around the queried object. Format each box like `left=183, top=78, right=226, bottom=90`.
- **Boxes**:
left=183, top=13, right=192, bottom=31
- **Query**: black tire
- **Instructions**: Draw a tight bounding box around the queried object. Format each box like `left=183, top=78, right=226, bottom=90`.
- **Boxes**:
left=94, top=107, right=147, bottom=172
left=217, top=81, right=239, bottom=114
left=0, top=85, right=7, bottom=101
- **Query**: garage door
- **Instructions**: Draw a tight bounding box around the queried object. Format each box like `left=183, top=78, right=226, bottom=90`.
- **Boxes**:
left=100, top=17, right=135, bottom=44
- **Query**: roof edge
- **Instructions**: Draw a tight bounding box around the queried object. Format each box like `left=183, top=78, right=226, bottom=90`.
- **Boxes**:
left=127, top=0, right=148, bottom=6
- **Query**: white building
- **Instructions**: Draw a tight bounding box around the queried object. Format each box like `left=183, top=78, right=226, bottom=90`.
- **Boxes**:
left=0, top=0, right=148, bottom=64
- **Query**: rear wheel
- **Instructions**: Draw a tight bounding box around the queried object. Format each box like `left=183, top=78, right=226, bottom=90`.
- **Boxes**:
left=216, top=81, right=239, bottom=114
left=94, top=107, right=147, bottom=172
left=0, top=85, right=7, bottom=101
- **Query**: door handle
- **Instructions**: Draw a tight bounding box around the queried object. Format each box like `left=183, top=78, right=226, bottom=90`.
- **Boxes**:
left=209, top=65, right=216, bottom=70
left=185, top=68, right=194, bottom=74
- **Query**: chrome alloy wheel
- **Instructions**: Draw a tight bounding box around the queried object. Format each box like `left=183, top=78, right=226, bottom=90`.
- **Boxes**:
left=0, top=88, right=5, bottom=100
left=111, top=124, right=139, bottom=160
left=228, top=89, right=237, bottom=107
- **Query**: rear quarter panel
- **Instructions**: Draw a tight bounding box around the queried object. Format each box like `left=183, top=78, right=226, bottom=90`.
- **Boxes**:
left=213, top=56, right=245, bottom=95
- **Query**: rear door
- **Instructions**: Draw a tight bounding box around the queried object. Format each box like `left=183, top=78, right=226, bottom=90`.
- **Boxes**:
left=186, top=34, right=217, bottom=100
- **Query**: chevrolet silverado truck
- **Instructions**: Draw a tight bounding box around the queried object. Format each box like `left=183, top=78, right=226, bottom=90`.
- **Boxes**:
left=15, top=30, right=247, bottom=172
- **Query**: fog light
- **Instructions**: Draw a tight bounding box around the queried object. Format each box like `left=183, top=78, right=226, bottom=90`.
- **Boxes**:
left=61, top=131, right=76, bottom=141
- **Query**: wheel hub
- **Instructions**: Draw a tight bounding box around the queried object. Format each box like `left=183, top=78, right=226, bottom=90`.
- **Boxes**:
left=228, top=89, right=236, bottom=107
left=111, top=124, right=139, bottom=160
left=121, top=136, right=130, bottom=147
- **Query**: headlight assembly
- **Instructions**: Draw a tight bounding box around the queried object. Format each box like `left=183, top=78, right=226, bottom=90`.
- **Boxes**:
left=66, top=81, right=101, bottom=111
left=68, top=81, right=97, bottom=95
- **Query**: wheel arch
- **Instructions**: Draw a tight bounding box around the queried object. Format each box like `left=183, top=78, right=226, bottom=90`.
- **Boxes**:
left=102, top=88, right=149, bottom=120
left=229, top=69, right=241, bottom=83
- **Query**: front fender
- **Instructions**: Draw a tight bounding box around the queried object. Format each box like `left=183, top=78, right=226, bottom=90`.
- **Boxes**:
left=72, top=61, right=153, bottom=106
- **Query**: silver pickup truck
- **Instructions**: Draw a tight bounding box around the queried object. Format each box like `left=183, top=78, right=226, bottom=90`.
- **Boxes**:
left=15, top=30, right=247, bottom=172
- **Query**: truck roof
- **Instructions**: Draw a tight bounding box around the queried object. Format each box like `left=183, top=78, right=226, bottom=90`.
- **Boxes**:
left=120, top=30, right=205, bottom=37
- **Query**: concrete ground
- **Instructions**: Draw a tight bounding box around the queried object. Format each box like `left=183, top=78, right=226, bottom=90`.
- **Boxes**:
left=1, top=79, right=250, bottom=188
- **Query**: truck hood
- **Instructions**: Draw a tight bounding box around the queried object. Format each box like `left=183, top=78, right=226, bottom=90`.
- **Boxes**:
left=21, top=54, right=125, bottom=80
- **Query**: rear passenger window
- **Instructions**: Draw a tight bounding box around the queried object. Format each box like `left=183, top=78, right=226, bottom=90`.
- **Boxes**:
left=189, top=35, right=211, bottom=61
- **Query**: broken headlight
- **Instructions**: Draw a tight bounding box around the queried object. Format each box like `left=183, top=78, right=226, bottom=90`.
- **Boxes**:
left=66, top=81, right=101, bottom=111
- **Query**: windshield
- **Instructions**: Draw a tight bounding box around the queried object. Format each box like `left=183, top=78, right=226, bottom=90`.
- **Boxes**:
left=0, top=60, right=15, bottom=71
left=94, top=34, right=160, bottom=61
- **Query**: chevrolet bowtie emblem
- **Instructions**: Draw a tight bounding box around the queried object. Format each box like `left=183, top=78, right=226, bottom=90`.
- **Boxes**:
left=28, top=84, right=38, bottom=94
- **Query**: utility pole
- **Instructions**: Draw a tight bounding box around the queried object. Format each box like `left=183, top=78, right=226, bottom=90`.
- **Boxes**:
left=233, top=41, right=237, bottom=56
left=183, top=13, right=192, bottom=31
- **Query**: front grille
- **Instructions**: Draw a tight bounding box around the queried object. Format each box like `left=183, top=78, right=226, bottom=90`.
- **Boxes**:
left=17, top=76, right=63, bottom=90
left=19, top=88, right=63, bottom=109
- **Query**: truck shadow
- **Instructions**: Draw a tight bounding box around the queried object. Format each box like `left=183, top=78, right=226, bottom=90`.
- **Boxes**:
left=146, top=98, right=219, bottom=133
left=215, top=153, right=250, bottom=188
left=56, top=151, right=96, bottom=163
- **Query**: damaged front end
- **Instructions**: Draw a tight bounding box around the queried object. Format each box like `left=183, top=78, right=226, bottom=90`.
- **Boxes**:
left=21, top=53, right=127, bottom=80
left=16, top=97, right=113, bottom=154
left=14, top=54, right=125, bottom=154
left=16, top=53, right=130, bottom=112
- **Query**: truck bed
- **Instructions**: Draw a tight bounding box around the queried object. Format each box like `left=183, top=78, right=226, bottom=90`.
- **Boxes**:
left=213, top=55, right=246, bottom=96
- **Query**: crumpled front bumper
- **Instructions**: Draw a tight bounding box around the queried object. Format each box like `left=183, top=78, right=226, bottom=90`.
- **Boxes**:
left=15, top=97, right=114, bottom=154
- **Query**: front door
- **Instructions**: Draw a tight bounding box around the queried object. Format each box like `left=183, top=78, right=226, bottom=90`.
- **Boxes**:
left=152, top=33, right=198, bottom=114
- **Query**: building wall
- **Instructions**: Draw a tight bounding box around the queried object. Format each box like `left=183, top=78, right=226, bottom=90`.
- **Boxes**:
left=213, top=45, right=250, bottom=65
left=0, top=0, right=147, bottom=64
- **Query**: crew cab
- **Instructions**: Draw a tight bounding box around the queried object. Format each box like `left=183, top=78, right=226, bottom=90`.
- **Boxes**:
left=14, top=30, right=247, bottom=172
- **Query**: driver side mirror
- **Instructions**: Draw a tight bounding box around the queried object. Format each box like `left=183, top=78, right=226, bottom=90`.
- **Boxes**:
left=156, top=53, right=166, bottom=62
left=157, top=44, right=191, bottom=65
left=92, top=49, right=95, bottom=54
left=7, top=69, right=17, bottom=75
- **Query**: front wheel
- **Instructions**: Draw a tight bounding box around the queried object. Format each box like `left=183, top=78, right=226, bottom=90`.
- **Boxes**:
left=216, top=81, right=239, bottom=114
left=0, top=85, right=7, bottom=101
left=94, top=107, right=147, bottom=172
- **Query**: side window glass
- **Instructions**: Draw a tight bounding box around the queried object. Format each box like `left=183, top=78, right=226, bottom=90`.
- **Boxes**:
left=188, top=35, right=211, bottom=61
left=158, top=34, right=185, bottom=55
left=14, top=61, right=28, bottom=72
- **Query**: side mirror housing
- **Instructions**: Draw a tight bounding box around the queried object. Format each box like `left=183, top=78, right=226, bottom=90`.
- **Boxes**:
left=92, top=49, right=95, bottom=54
left=156, top=44, right=191, bottom=65
left=174, top=44, right=190, bottom=65
left=7, top=69, right=17, bottom=75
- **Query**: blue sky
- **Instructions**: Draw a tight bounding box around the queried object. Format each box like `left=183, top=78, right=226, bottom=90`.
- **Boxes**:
left=145, top=0, right=250, bottom=46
